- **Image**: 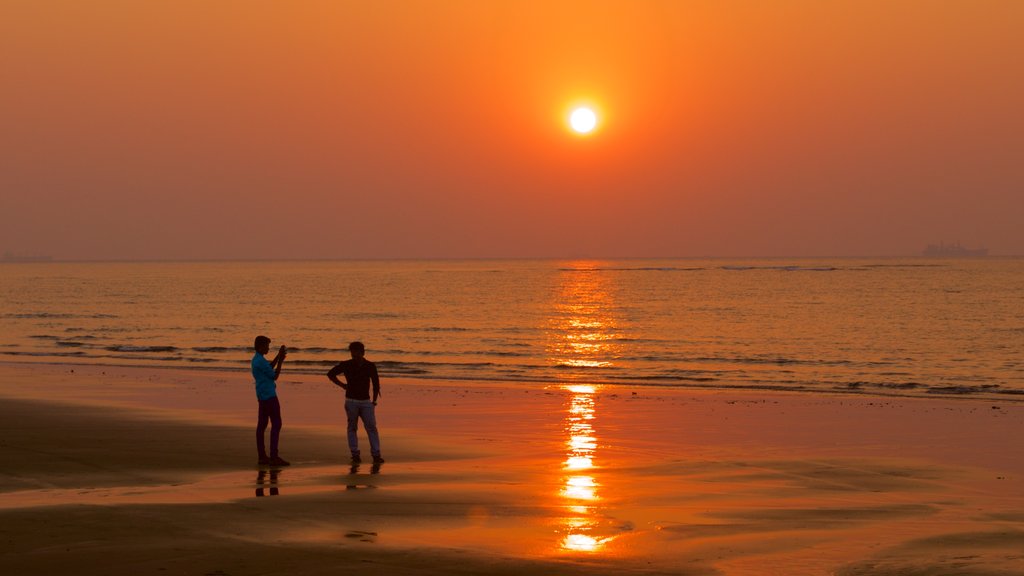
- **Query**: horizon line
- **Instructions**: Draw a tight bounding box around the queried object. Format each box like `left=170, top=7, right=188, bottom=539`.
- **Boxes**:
left=3, top=254, right=1021, bottom=264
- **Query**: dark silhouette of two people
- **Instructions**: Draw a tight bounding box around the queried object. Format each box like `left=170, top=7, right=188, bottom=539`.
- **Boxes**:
left=253, top=337, right=384, bottom=468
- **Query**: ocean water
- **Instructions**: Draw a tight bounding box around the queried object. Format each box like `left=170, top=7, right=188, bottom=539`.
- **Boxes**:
left=1, top=259, right=1022, bottom=399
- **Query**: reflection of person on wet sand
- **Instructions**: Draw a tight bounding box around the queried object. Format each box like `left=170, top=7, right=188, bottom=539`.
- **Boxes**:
left=252, top=335, right=290, bottom=467
left=256, top=469, right=279, bottom=497
left=327, top=341, right=384, bottom=465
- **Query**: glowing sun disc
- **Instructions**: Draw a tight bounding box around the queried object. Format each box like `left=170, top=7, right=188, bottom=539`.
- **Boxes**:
left=570, top=107, right=597, bottom=133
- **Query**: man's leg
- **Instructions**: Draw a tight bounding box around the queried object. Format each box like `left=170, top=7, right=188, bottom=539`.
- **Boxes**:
left=361, top=403, right=382, bottom=459
left=345, top=400, right=361, bottom=458
left=256, top=400, right=270, bottom=462
left=267, top=396, right=282, bottom=458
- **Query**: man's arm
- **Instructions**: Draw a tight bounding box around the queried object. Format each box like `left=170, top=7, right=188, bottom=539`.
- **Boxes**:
left=272, top=346, right=286, bottom=380
left=269, top=345, right=286, bottom=370
left=255, top=356, right=278, bottom=382
left=326, top=364, right=347, bottom=389
left=371, top=365, right=380, bottom=403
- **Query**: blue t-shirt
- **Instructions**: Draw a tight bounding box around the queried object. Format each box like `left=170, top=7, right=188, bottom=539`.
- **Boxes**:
left=252, top=353, right=277, bottom=401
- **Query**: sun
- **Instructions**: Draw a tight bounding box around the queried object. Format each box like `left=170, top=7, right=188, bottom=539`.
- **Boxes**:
left=569, top=107, right=598, bottom=134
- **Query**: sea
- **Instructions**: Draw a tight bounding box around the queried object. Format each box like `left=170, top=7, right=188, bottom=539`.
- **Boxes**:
left=2, top=259, right=1022, bottom=400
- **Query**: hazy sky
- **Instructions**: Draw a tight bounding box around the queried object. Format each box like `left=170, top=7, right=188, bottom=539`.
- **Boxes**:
left=2, top=1, right=1022, bottom=259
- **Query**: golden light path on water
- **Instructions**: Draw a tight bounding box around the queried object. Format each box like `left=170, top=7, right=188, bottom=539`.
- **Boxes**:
left=560, top=384, right=608, bottom=552
left=547, top=262, right=622, bottom=372
left=548, top=262, right=623, bottom=553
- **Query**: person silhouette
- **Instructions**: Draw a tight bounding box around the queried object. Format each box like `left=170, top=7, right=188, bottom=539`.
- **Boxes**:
left=327, top=341, right=384, bottom=464
left=252, top=335, right=290, bottom=467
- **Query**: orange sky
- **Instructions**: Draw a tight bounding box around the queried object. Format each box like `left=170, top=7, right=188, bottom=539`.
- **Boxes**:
left=1, top=1, right=1022, bottom=259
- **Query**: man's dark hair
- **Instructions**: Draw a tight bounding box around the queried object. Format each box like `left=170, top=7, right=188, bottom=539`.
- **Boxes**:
left=254, top=335, right=271, bottom=350
left=348, top=341, right=365, bottom=353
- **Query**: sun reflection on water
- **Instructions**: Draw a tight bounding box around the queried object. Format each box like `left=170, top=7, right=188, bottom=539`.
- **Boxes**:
left=547, top=263, right=622, bottom=373
left=562, top=475, right=597, bottom=500
left=559, top=378, right=612, bottom=551
left=565, top=456, right=593, bottom=470
left=551, top=262, right=624, bottom=553
left=562, top=533, right=601, bottom=552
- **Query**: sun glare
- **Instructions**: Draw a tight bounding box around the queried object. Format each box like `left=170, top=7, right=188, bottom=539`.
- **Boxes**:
left=569, top=107, right=597, bottom=134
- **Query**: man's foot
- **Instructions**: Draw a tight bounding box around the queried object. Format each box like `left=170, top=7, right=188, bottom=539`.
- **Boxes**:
left=372, top=455, right=385, bottom=464
left=268, top=456, right=291, bottom=467
left=351, top=453, right=362, bottom=464
left=258, top=456, right=271, bottom=466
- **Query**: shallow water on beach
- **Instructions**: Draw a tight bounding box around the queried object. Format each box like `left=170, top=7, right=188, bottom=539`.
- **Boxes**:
left=1, top=258, right=1022, bottom=398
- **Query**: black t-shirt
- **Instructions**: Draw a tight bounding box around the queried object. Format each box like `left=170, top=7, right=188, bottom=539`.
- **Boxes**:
left=327, top=359, right=380, bottom=400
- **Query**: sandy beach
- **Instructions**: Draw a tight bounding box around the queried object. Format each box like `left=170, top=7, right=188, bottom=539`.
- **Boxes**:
left=0, top=361, right=1022, bottom=575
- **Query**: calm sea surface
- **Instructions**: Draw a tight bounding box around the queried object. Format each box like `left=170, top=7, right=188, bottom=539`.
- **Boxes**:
left=2, top=259, right=1022, bottom=399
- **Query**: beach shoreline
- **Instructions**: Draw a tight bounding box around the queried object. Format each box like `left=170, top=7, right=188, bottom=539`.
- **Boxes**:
left=1, top=361, right=1022, bottom=575
left=3, top=356, right=1023, bottom=404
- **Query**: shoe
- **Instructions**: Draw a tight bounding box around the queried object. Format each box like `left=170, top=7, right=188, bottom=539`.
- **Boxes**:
left=268, top=456, right=291, bottom=467
left=372, top=455, right=385, bottom=464
left=351, top=453, right=362, bottom=464
left=258, top=456, right=271, bottom=466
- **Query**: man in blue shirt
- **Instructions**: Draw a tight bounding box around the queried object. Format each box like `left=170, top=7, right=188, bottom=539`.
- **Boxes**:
left=253, top=335, right=289, bottom=466
left=327, top=341, right=383, bottom=464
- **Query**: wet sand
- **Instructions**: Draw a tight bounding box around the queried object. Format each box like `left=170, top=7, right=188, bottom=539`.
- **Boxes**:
left=0, top=361, right=1022, bottom=575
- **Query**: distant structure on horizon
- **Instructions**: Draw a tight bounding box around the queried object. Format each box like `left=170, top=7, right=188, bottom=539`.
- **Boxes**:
left=921, top=241, right=989, bottom=258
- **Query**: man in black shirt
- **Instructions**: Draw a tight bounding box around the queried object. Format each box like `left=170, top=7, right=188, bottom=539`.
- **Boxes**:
left=327, top=341, right=383, bottom=464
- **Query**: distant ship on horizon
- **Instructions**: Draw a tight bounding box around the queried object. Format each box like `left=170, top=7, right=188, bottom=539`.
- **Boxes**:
left=922, top=241, right=989, bottom=257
